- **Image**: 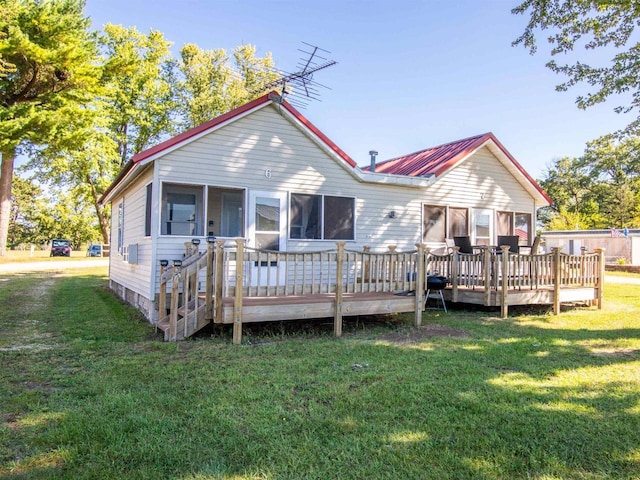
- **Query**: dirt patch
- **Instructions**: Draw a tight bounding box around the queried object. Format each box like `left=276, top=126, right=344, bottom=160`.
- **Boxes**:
left=590, top=347, right=640, bottom=358
left=377, top=324, right=470, bottom=344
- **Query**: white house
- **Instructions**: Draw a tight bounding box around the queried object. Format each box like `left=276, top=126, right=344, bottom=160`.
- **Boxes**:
left=100, top=92, right=551, bottom=322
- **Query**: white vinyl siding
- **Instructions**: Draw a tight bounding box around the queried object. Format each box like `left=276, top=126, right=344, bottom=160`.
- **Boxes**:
left=108, top=168, right=154, bottom=303
left=111, top=103, right=540, bottom=303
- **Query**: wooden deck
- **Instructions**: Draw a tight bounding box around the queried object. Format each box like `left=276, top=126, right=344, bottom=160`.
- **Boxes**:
left=156, top=240, right=605, bottom=343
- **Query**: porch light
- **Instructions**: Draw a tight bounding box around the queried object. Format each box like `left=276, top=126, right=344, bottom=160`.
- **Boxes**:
left=207, top=236, right=217, bottom=244
left=173, top=259, right=182, bottom=267
left=159, top=259, right=169, bottom=267
left=191, top=238, right=201, bottom=245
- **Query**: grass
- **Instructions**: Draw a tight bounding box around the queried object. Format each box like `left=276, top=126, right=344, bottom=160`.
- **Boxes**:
left=1, top=267, right=640, bottom=479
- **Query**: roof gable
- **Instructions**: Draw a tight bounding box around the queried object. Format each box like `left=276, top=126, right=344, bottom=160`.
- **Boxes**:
left=131, top=92, right=357, bottom=168
left=369, top=132, right=551, bottom=205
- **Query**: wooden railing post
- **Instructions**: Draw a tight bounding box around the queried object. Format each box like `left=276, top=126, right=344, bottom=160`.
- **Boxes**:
left=500, top=246, right=510, bottom=318
left=169, top=266, right=181, bottom=341
left=214, top=239, right=225, bottom=323
left=233, top=239, right=245, bottom=344
left=595, top=248, right=605, bottom=309
left=553, top=247, right=562, bottom=315
left=158, top=261, right=167, bottom=324
left=205, top=241, right=215, bottom=319
left=335, top=242, right=346, bottom=337
left=451, top=246, right=459, bottom=303
left=483, top=246, right=491, bottom=306
left=415, top=243, right=426, bottom=327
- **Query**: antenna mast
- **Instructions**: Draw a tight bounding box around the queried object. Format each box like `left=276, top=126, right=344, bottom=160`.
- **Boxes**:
left=258, top=42, right=337, bottom=108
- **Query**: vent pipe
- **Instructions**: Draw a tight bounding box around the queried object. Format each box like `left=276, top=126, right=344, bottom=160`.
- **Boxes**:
left=369, top=150, right=378, bottom=172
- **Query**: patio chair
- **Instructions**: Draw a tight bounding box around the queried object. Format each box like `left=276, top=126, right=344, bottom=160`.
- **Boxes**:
left=453, top=236, right=474, bottom=254
left=497, top=235, right=520, bottom=254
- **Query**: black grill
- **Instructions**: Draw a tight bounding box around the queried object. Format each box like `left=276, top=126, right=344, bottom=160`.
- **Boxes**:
left=426, top=276, right=447, bottom=290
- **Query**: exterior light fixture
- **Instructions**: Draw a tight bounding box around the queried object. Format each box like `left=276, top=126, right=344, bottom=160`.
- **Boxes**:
left=159, top=259, right=169, bottom=267
left=388, top=210, right=396, bottom=218
left=173, top=260, right=182, bottom=267
left=207, top=236, right=216, bottom=244
left=191, top=238, right=201, bottom=245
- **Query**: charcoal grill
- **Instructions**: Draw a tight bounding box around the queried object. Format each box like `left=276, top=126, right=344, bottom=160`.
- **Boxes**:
left=425, top=275, right=448, bottom=312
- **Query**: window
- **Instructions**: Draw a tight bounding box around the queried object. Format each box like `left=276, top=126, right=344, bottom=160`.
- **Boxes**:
left=423, top=205, right=469, bottom=242
left=290, top=194, right=355, bottom=240
left=448, top=207, right=468, bottom=239
left=423, top=205, right=445, bottom=243
left=161, top=183, right=204, bottom=236
left=497, top=211, right=532, bottom=244
left=145, top=183, right=152, bottom=237
left=117, top=199, right=124, bottom=254
left=515, top=213, right=531, bottom=244
left=497, top=211, right=513, bottom=237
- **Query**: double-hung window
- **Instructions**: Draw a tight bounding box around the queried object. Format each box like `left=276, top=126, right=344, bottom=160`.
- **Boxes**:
left=290, top=194, right=355, bottom=240
left=161, top=183, right=204, bottom=236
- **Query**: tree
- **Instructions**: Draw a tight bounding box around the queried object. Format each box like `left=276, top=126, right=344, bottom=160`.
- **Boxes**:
left=7, top=175, right=47, bottom=246
left=178, top=43, right=278, bottom=128
left=512, top=0, right=640, bottom=135
left=538, top=136, right=640, bottom=229
left=28, top=24, right=177, bottom=244
left=100, top=23, right=177, bottom=166
left=0, top=0, right=99, bottom=255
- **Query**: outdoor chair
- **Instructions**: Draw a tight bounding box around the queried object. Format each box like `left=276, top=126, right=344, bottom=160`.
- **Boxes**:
left=497, top=235, right=520, bottom=254
left=453, top=236, right=474, bottom=254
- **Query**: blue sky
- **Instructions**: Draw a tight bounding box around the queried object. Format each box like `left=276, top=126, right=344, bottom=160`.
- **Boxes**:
left=84, top=0, right=631, bottom=180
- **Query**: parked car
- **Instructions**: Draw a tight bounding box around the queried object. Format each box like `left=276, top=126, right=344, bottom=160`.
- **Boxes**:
left=50, top=239, right=71, bottom=257
left=86, top=244, right=102, bottom=257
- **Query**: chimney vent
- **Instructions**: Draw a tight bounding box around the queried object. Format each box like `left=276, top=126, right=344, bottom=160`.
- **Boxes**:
left=369, top=150, right=378, bottom=172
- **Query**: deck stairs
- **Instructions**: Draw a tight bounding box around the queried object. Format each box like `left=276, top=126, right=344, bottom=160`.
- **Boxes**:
left=156, top=294, right=211, bottom=341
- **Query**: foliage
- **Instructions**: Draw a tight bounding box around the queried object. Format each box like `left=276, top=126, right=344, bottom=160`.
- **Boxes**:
left=2, top=268, right=640, bottom=478
left=99, top=23, right=177, bottom=166
left=539, top=135, right=640, bottom=229
left=7, top=175, right=49, bottom=246
left=178, top=43, right=278, bottom=128
left=0, top=0, right=99, bottom=255
left=513, top=0, right=640, bottom=136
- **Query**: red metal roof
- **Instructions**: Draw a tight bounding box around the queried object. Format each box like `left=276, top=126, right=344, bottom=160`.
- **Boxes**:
left=367, top=132, right=552, bottom=204
left=366, top=133, right=490, bottom=177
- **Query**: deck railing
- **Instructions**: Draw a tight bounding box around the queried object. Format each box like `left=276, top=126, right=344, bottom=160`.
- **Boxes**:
left=158, top=240, right=604, bottom=343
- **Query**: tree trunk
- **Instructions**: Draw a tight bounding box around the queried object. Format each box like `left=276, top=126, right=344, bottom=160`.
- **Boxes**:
left=86, top=175, right=110, bottom=245
left=0, top=148, right=16, bottom=256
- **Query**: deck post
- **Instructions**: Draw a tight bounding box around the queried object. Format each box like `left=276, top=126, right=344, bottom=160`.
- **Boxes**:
left=233, top=239, right=245, bottom=344
left=415, top=243, right=426, bottom=327
left=483, top=246, right=491, bottom=306
left=158, top=262, right=167, bottom=323
left=500, top=246, right=510, bottom=318
left=169, top=267, right=181, bottom=341
left=335, top=242, right=346, bottom=337
left=214, top=239, right=225, bottom=323
left=595, top=248, right=605, bottom=309
left=553, top=247, right=562, bottom=315
left=451, top=247, right=459, bottom=303
left=205, top=241, right=215, bottom=319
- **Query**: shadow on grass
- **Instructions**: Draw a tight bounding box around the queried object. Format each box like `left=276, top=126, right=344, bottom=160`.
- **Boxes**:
left=2, top=272, right=640, bottom=479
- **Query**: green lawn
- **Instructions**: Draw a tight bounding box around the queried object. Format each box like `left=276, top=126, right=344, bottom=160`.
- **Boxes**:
left=1, top=268, right=639, bottom=479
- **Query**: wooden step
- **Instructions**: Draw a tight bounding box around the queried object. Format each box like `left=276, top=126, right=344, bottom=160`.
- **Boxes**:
left=156, top=297, right=211, bottom=341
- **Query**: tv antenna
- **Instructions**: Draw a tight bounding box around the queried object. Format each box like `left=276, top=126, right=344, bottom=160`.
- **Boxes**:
left=257, top=42, right=337, bottom=108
